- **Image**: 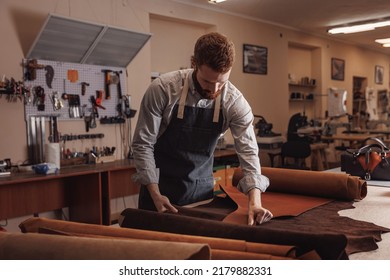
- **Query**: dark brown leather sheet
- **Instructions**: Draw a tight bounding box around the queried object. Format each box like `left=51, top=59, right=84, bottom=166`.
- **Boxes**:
left=120, top=207, right=349, bottom=260
left=259, top=200, right=390, bottom=255
left=119, top=165, right=388, bottom=260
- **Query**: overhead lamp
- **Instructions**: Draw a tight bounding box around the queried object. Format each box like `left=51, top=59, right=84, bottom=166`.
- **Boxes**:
left=328, top=19, right=390, bottom=34
left=208, top=0, right=227, bottom=4
left=375, top=38, right=390, bottom=44
left=375, top=38, right=390, bottom=48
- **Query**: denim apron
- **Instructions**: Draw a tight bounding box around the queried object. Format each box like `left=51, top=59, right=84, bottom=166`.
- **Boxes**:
left=138, top=73, right=224, bottom=210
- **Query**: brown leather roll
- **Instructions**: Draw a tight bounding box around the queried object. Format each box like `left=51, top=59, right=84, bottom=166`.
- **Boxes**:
left=19, top=217, right=296, bottom=258
left=233, top=167, right=367, bottom=201
left=0, top=232, right=210, bottom=260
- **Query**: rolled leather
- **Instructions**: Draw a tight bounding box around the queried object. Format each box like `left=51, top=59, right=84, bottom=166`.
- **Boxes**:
left=233, top=167, right=367, bottom=201
left=19, top=217, right=297, bottom=259
left=0, top=231, right=210, bottom=260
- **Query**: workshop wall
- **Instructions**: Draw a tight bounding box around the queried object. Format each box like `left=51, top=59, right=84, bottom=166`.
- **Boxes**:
left=1, top=0, right=390, bottom=166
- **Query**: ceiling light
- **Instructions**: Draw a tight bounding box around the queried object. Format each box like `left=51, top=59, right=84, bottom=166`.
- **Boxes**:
left=328, top=19, right=390, bottom=34
left=208, top=0, right=227, bottom=4
left=375, top=38, right=390, bottom=44
left=375, top=38, right=390, bottom=47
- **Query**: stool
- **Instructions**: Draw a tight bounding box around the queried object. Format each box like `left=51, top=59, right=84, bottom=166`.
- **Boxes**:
left=309, top=143, right=329, bottom=171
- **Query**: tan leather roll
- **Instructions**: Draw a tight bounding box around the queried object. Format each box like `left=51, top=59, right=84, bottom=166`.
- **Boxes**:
left=19, top=217, right=296, bottom=258
left=0, top=232, right=210, bottom=260
left=233, top=167, right=367, bottom=201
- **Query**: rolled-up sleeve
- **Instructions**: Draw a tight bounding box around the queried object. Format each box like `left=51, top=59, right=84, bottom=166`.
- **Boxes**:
left=225, top=87, right=270, bottom=194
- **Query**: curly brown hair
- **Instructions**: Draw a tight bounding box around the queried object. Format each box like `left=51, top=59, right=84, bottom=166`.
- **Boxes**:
left=191, top=32, right=235, bottom=73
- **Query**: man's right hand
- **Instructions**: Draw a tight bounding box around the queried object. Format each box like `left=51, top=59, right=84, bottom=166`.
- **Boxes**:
left=146, top=183, right=178, bottom=213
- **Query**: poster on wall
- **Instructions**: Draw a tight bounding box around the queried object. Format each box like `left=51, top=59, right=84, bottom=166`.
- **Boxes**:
left=375, top=65, right=384, bottom=84
left=331, top=58, right=345, bottom=81
left=243, top=44, right=267, bottom=75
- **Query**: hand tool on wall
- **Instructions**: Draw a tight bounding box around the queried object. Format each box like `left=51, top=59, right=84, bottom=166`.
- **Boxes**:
left=81, top=82, right=90, bottom=96
left=94, top=90, right=106, bottom=110
left=67, top=94, right=81, bottom=118
left=101, top=69, right=113, bottom=99
left=45, top=65, right=54, bottom=88
left=25, top=59, right=45, bottom=81
left=33, top=86, right=45, bottom=111
left=50, top=91, right=63, bottom=111
left=48, top=116, right=60, bottom=143
left=101, top=69, right=121, bottom=100
left=84, top=115, right=91, bottom=132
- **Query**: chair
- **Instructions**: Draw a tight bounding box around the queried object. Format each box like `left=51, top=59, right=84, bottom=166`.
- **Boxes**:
left=280, top=140, right=311, bottom=170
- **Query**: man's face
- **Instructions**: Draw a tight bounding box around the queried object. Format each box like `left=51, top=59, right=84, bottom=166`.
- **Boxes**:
left=195, top=65, right=231, bottom=100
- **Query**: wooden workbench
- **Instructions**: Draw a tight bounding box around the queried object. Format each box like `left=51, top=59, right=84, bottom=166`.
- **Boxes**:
left=0, top=150, right=239, bottom=225
left=0, top=160, right=139, bottom=225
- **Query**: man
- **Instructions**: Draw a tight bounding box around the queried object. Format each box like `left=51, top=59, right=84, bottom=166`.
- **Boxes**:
left=132, top=32, right=272, bottom=225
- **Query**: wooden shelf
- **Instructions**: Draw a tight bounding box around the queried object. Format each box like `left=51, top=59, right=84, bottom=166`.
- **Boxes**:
left=289, top=83, right=316, bottom=88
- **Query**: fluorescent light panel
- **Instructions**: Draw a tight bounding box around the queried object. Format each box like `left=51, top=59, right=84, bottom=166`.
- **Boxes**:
left=374, top=38, right=390, bottom=48
left=328, top=19, right=390, bottom=34
left=208, top=0, right=226, bottom=4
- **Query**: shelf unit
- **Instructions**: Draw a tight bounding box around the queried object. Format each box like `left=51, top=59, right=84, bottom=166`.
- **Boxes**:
left=288, top=83, right=316, bottom=101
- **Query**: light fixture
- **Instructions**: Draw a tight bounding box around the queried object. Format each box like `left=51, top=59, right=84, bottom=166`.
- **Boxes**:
left=328, top=19, right=390, bottom=34
left=208, top=0, right=227, bottom=4
left=375, top=38, right=390, bottom=48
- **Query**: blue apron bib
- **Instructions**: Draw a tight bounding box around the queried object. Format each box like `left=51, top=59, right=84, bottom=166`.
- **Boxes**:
left=139, top=73, right=224, bottom=210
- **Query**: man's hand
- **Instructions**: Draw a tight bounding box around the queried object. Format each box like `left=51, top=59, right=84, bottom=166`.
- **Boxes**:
left=247, top=188, right=273, bottom=225
left=147, top=183, right=178, bottom=213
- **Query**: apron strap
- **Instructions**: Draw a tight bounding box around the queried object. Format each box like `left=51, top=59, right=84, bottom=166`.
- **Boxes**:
left=178, top=72, right=222, bottom=123
left=213, top=93, right=221, bottom=123
left=177, top=73, right=189, bottom=120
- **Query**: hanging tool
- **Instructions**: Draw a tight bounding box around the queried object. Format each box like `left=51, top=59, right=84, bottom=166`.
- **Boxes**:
left=34, top=86, right=45, bottom=111
left=94, top=90, right=106, bottom=110
left=25, top=59, right=45, bottom=81
left=45, top=65, right=54, bottom=88
left=51, top=91, right=63, bottom=111
left=81, top=82, right=90, bottom=96
left=49, top=116, right=60, bottom=143
left=101, top=69, right=113, bottom=99
left=101, top=69, right=121, bottom=99
left=67, top=94, right=81, bottom=118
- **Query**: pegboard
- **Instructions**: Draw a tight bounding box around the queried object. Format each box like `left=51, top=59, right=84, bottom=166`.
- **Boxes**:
left=23, top=59, right=127, bottom=121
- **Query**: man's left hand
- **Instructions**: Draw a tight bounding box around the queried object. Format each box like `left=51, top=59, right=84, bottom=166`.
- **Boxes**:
left=247, top=188, right=273, bottom=225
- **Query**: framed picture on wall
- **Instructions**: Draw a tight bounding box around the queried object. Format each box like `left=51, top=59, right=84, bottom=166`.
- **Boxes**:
left=375, top=65, right=384, bottom=84
left=331, top=58, right=345, bottom=81
left=243, top=44, right=267, bottom=75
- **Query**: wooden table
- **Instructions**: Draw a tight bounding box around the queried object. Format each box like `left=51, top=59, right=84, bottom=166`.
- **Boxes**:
left=1, top=150, right=240, bottom=226
left=0, top=160, right=139, bottom=225
left=321, top=133, right=385, bottom=148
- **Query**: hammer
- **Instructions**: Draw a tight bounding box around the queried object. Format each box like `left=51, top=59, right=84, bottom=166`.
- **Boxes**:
left=101, top=69, right=113, bottom=99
